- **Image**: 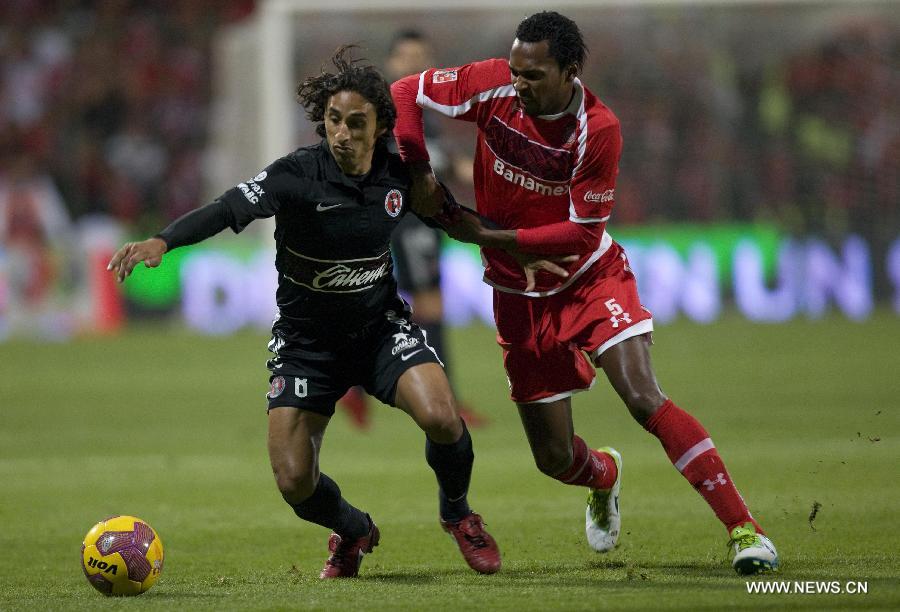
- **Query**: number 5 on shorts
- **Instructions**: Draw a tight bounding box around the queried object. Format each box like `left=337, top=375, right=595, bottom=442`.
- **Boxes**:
left=604, top=299, right=624, bottom=316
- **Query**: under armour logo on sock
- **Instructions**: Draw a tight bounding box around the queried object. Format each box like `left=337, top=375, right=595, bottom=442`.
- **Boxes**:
left=702, top=473, right=727, bottom=491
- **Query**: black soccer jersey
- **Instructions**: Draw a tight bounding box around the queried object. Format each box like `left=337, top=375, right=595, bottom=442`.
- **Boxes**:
left=157, top=140, right=413, bottom=334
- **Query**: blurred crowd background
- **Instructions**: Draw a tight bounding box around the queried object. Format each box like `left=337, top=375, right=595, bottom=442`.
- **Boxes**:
left=1, top=0, right=897, bottom=336
left=1, top=1, right=253, bottom=229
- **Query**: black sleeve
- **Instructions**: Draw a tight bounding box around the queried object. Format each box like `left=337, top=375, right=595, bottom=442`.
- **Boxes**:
left=155, top=198, right=232, bottom=250
left=157, top=156, right=306, bottom=250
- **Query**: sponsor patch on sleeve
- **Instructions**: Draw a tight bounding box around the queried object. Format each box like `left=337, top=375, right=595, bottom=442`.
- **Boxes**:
left=584, top=188, right=615, bottom=203
left=433, top=69, right=458, bottom=84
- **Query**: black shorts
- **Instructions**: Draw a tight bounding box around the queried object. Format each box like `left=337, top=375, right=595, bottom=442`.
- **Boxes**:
left=265, top=305, right=443, bottom=416
left=391, top=214, right=442, bottom=293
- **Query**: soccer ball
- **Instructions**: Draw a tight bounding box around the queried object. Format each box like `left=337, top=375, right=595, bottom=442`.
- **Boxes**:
left=81, top=515, right=164, bottom=596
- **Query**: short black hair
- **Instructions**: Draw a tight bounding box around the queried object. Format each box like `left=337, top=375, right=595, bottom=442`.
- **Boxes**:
left=515, top=11, right=587, bottom=73
left=389, top=29, right=428, bottom=55
left=296, top=45, right=396, bottom=141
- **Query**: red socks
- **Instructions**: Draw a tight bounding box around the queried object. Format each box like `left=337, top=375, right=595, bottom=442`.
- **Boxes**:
left=645, top=399, right=762, bottom=534
left=554, top=435, right=618, bottom=490
left=549, top=401, right=763, bottom=535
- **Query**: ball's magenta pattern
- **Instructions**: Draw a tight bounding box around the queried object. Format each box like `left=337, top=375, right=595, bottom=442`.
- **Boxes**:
left=92, top=521, right=157, bottom=582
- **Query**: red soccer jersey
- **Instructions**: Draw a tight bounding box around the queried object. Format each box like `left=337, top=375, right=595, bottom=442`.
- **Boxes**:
left=392, top=58, right=622, bottom=296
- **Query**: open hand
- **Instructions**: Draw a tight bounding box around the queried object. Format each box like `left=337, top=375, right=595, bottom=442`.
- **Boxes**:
left=107, top=238, right=167, bottom=283
left=509, top=252, right=579, bottom=292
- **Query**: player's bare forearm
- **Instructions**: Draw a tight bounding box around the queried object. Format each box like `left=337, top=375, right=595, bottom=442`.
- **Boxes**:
left=449, top=214, right=517, bottom=249
left=435, top=192, right=539, bottom=252
left=408, top=162, right=444, bottom=217
left=433, top=197, right=577, bottom=291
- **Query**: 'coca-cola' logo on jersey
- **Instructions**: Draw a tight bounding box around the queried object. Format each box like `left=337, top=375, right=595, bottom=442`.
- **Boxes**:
left=278, top=247, right=392, bottom=293
left=584, top=188, right=614, bottom=203
left=483, top=115, right=573, bottom=183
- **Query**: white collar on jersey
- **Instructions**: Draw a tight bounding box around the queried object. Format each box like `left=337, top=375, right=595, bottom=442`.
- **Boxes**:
left=536, top=78, right=583, bottom=121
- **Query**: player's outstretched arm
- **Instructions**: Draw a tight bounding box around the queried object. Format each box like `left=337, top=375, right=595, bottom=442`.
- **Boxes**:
left=107, top=197, right=235, bottom=283
left=107, top=238, right=167, bottom=284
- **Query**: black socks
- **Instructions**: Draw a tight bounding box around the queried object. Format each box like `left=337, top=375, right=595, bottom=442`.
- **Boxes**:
left=288, top=473, right=369, bottom=540
left=426, top=420, right=474, bottom=522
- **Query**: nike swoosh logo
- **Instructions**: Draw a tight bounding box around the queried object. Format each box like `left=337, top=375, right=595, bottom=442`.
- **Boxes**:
left=316, top=203, right=342, bottom=212
left=400, top=349, right=424, bottom=361
left=446, top=491, right=468, bottom=503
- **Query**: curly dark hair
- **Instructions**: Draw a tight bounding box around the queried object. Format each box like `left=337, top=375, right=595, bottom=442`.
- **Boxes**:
left=515, top=11, right=588, bottom=74
left=296, top=45, right=396, bottom=141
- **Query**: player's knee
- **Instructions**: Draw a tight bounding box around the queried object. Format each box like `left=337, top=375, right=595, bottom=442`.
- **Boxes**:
left=532, top=443, right=573, bottom=478
left=417, top=399, right=462, bottom=443
left=421, top=412, right=463, bottom=445
left=621, top=390, right=666, bottom=425
left=273, top=464, right=317, bottom=503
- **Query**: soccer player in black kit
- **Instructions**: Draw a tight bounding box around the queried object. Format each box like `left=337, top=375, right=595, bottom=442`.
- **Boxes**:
left=107, top=47, right=501, bottom=579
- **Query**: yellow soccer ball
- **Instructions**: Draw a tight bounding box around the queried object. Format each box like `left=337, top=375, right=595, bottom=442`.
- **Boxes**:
left=81, top=515, right=164, bottom=596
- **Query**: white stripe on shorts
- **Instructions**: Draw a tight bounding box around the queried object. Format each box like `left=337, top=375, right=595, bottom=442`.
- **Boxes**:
left=590, top=318, right=654, bottom=361
left=518, top=377, right=596, bottom=405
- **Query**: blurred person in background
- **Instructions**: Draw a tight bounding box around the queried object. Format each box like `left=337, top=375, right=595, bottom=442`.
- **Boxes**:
left=392, top=10, right=779, bottom=574
left=0, top=154, right=73, bottom=337
left=106, top=47, right=501, bottom=579
left=337, top=29, right=488, bottom=430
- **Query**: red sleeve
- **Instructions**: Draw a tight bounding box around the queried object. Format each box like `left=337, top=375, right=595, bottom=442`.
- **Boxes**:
left=568, top=121, right=622, bottom=222
left=516, top=221, right=604, bottom=255
left=392, top=59, right=514, bottom=163
left=391, top=75, right=429, bottom=163
left=417, top=59, right=512, bottom=119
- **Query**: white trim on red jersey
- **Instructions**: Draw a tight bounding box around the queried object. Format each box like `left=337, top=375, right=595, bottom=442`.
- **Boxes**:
left=416, top=70, right=517, bottom=117
left=567, top=79, right=610, bottom=224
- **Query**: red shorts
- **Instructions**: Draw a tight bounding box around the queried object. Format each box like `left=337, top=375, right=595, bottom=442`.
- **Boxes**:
left=493, top=242, right=653, bottom=404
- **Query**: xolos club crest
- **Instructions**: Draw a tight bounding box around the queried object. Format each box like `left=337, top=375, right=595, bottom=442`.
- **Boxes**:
left=267, top=376, right=285, bottom=399
left=384, top=189, right=403, bottom=217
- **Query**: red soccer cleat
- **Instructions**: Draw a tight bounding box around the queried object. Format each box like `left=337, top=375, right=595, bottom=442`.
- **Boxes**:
left=458, top=402, right=489, bottom=429
left=440, top=512, right=501, bottom=574
left=319, top=516, right=380, bottom=579
left=339, top=387, right=370, bottom=430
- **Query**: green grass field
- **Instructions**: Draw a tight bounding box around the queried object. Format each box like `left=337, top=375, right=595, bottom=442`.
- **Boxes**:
left=1, top=313, right=898, bottom=610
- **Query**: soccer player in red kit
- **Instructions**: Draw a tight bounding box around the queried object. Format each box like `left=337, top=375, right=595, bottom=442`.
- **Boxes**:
left=391, top=11, right=778, bottom=574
